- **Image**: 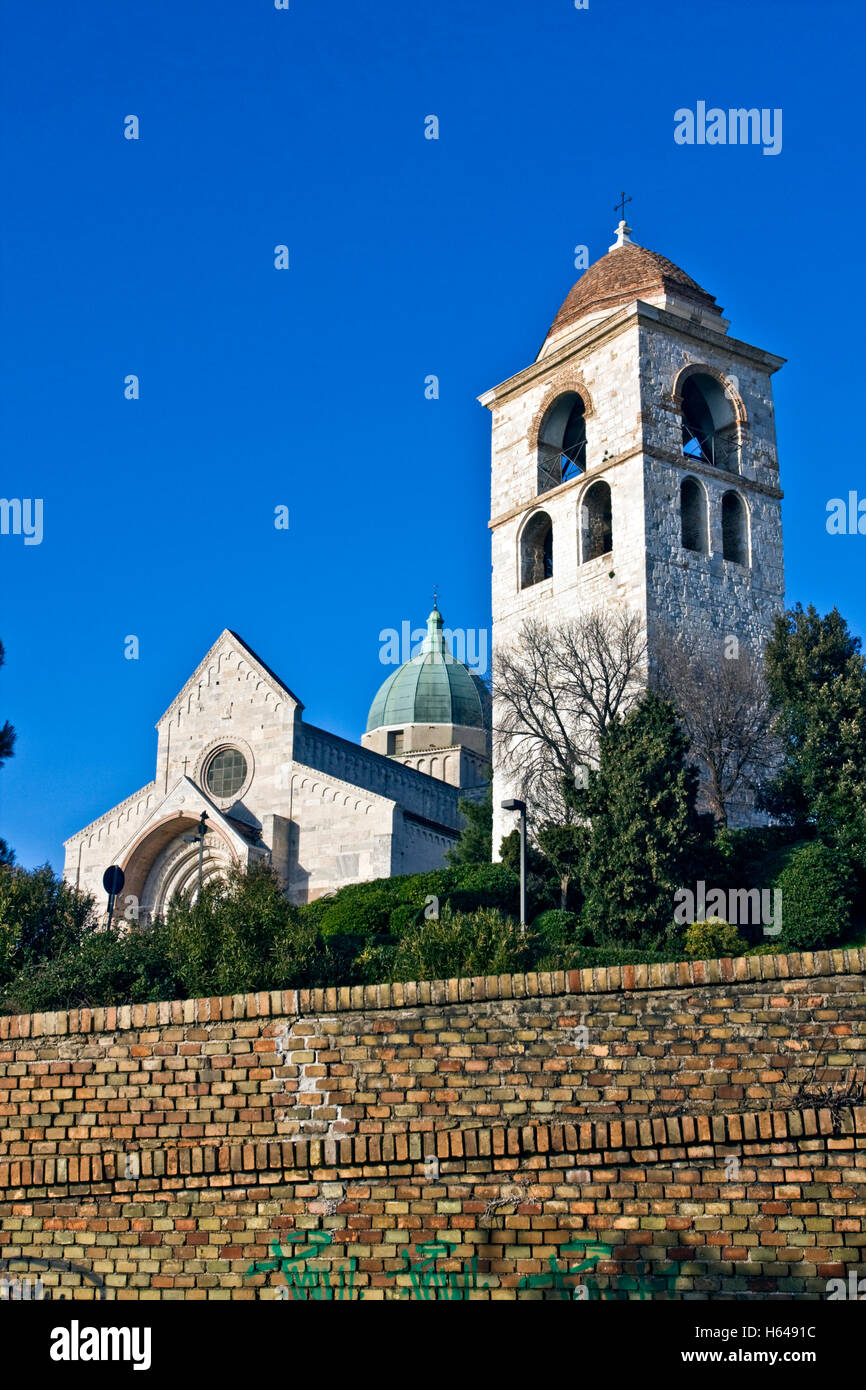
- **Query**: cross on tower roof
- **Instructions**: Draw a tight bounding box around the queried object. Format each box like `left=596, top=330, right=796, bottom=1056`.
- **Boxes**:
left=614, top=191, right=632, bottom=222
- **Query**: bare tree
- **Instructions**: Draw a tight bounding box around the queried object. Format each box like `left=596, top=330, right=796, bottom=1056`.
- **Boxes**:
left=492, top=609, right=647, bottom=824
left=652, top=629, right=779, bottom=827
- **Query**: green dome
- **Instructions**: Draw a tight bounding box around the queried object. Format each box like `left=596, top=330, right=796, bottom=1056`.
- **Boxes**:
left=366, top=608, right=486, bottom=733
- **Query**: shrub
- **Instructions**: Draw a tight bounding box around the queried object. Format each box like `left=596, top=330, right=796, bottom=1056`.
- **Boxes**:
left=683, top=918, right=748, bottom=959
left=388, top=902, right=424, bottom=936
left=2, top=921, right=173, bottom=1013
left=352, top=939, right=398, bottom=984
left=161, top=860, right=310, bottom=996
left=713, top=825, right=811, bottom=892
left=448, top=862, right=519, bottom=916
left=774, top=840, right=854, bottom=950
left=391, top=906, right=530, bottom=982
left=303, top=864, right=520, bottom=942
left=316, top=884, right=397, bottom=940
left=0, top=862, right=96, bottom=984
left=532, top=909, right=591, bottom=953
left=533, top=944, right=671, bottom=971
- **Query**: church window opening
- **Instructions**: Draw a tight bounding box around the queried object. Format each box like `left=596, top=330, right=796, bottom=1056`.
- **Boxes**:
left=680, top=372, right=739, bottom=472
left=520, top=512, right=553, bottom=588
left=580, top=480, right=613, bottom=562
left=721, top=491, right=749, bottom=565
left=537, top=392, right=587, bottom=493
left=205, top=747, right=247, bottom=798
left=387, top=730, right=405, bottom=754
left=680, top=476, right=709, bottom=554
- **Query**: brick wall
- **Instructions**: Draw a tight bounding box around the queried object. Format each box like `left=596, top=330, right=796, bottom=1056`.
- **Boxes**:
left=1, top=949, right=864, bottom=1300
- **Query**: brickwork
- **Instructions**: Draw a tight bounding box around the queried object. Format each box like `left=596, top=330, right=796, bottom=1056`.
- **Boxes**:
left=0, top=950, right=863, bottom=1299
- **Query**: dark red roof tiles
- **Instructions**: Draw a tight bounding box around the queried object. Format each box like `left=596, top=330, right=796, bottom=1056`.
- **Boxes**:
left=545, top=242, right=720, bottom=343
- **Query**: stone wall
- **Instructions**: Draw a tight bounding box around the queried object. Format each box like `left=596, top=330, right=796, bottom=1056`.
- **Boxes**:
left=0, top=949, right=863, bottom=1299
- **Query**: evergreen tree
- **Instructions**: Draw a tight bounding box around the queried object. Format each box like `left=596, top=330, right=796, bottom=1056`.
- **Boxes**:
left=0, top=639, right=16, bottom=866
left=535, top=820, right=586, bottom=913
left=762, top=604, right=866, bottom=870
left=445, top=780, right=492, bottom=866
left=579, top=692, right=704, bottom=946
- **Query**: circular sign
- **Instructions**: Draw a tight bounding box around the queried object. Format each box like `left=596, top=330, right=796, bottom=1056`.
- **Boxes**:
left=102, top=865, right=125, bottom=896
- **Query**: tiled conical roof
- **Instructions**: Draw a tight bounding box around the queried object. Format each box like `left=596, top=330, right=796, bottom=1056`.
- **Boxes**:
left=544, top=240, right=721, bottom=345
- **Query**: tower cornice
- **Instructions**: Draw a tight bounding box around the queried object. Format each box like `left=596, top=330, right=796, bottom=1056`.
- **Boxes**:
left=479, top=301, right=785, bottom=411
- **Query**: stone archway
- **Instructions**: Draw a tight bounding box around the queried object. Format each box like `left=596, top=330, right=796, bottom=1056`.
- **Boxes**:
left=120, top=813, right=239, bottom=923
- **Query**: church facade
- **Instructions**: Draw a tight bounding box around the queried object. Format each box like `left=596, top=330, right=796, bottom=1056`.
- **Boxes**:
left=481, top=219, right=786, bottom=852
left=64, top=217, right=787, bottom=913
left=64, top=616, right=490, bottom=920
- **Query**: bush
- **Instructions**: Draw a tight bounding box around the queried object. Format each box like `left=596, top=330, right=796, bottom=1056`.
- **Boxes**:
left=534, top=944, right=672, bottom=971
left=713, top=825, right=811, bottom=892
left=683, top=918, right=748, bottom=959
left=448, top=862, right=519, bottom=916
left=391, top=906, right=530, bottom=982
left=2, top=920, right=173, bottom=1013
left=161, top=861, right=318, bottom=996
left=532, top=909, right=591, bottom=953
left=352, top=938, right=398, bottom=984
left=316, top=884, right=397, bottom=940
left=0, top=862, right=96, bottom=985
left=388, top=903, right=424, bottom=936
left=774, top=840, right=854, bottom=950
left=303, top=864, right=519, bottom=942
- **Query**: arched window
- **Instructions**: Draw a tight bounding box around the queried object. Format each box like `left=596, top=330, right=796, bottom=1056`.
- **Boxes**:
left=520, top=512, right=553, bottom=588
left=537, top=392, right=587, bottom=493
left=721, top=491, right=749, bottom=565
left=680, top=477, right=709, bottom=554
left=580, top=481, right=612, bottom=562
left=680, top=371, right=739, bottom=471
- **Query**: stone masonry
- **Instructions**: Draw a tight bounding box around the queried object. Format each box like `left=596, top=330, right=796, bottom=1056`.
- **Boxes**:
left=481, top=230, right=786, bottom=853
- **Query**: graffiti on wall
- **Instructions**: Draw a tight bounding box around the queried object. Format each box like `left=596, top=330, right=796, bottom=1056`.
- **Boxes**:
left=245, top=1231, right=682, bottom=1301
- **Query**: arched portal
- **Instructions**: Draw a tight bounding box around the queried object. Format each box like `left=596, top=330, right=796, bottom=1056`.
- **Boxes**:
left=120, top=813, right=240, bottom=923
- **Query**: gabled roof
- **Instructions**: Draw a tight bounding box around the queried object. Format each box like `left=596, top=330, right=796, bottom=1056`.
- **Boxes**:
left=156, top=629, right=304, bottom=727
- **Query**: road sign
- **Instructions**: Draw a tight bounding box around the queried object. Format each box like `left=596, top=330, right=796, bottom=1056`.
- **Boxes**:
left=102, top=865, right=125, bottom=896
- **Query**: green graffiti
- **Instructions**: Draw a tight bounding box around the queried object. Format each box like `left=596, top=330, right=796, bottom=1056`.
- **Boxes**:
left=246, top=1232, right=362, bottom=1301
left=246, top=1230, right=681, bottom=1301
left=384, top=1241, right=489, bottom=1300
left=517, top=1240, right=610, bottom=1299
left=517, top=1241, right=682, bottom=1300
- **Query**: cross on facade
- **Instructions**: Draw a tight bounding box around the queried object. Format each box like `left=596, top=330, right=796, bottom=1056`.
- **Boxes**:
left=614, top=191, right=632, bottom=222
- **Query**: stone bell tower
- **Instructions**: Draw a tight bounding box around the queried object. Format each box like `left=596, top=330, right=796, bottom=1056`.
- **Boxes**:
left=480, top=218, right=786, bottom=854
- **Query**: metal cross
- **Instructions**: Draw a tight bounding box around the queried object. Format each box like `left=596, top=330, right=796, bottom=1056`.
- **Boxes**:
left=614, top=191, right=632, bottom=222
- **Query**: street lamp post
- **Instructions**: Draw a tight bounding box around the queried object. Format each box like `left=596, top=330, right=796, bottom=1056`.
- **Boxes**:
left=501, top=798, right=527, bottom=930
left=183, top=811, right=209, bottom=896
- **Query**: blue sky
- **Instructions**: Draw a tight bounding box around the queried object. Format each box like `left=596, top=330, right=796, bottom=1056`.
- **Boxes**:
left=1, top=0, right=864, bottom=871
